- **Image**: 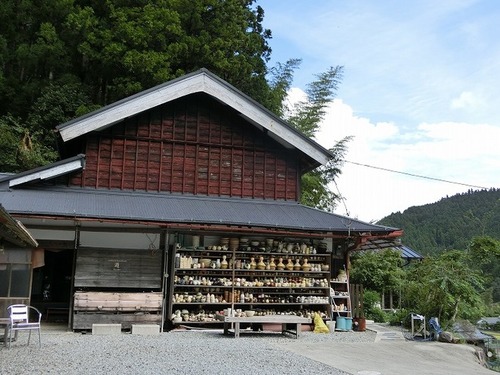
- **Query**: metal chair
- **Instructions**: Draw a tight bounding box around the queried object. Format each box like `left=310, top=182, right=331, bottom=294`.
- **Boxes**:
left=7, top=304, right=42, bottom=348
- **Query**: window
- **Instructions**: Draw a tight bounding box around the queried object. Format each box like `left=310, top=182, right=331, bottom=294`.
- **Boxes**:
left=0, top=249, right=32, bottom=298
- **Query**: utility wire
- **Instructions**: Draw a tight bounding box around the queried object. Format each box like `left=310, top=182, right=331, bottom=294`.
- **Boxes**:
left=332, top=178, right=350, bottom=217
left=345, top=160, right=491, bottom=190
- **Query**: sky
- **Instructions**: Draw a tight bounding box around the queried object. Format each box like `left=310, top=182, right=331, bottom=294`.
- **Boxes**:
left=259, top=0, right=500, bottom=223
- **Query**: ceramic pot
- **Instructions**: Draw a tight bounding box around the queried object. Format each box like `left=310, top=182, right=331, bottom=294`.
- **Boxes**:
left=302, top=259, right=311, bottom=271
left=294, top=259, right=301, bottom=270
left=269, top=257, right=276, bottom=270
left=277, top=257, right=285, bottom=270
left=257, top=256, right=266, bottom=270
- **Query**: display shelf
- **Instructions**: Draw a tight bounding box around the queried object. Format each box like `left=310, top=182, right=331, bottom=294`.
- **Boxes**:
left=330, top=277, right=351, bottom=317
left=169, top=238, right=332, bottom=326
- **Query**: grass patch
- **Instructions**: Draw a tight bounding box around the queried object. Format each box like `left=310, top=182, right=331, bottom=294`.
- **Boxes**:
left=483, top=330, right=500, bottom=340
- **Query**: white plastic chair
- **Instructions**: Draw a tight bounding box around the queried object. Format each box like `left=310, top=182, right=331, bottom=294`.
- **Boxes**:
left=7, top=304, right=42, bottom=348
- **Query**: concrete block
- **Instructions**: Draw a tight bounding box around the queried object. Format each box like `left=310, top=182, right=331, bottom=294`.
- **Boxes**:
left=92, top=323, right=122, bottom=335
left=131, top=324, right=160, bottom=335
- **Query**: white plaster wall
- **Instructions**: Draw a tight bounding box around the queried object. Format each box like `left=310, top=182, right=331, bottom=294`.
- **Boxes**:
left=79, top=231, right=160, bottom=250
left=29, top=228, right=75, bottom=241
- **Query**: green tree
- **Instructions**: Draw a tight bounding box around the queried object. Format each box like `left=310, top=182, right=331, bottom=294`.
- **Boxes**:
left=268, top=60, right=349, bottom=210
left=63, top=0, right=272, bottom=105
left=350, top=249, right=405, bottom=293
left=404, top=250, right=486, bottom=325
left=468, top=236, right=500, bottom=304
left=300, top=136, right=351, bottom=211
left=0, top=1, right=350, bottom=211
left=0, top=0, right=276, bottom=172
left=0, top=0, right=73, bottom=116
left=0, top=115, right=57, bottom=172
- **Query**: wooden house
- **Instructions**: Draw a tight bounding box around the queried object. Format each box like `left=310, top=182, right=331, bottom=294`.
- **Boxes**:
left=0, top=69, right=402, bottom=330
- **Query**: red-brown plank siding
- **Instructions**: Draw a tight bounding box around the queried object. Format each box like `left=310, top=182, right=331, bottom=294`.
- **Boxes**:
left=69, top=94, right=301, bottom=201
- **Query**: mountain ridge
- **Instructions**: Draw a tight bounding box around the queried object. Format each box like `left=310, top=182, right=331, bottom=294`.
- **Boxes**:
left=378, top=188, right=500, bottom=255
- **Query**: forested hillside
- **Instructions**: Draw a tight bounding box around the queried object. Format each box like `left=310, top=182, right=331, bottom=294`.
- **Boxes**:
left=379, top=188, right=500, bottom=255
left=0, top=0, right=276, bottom=172
left=0, top=0, right=347, bottom=211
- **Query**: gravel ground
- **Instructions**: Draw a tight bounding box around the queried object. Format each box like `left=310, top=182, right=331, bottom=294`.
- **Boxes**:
left=0, top=327, right=376, bottom=374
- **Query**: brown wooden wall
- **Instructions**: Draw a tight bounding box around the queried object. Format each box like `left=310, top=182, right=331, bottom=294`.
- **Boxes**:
left=74, top=248, right=162, bottom=290
left=69, top=94, right=300, bottom=200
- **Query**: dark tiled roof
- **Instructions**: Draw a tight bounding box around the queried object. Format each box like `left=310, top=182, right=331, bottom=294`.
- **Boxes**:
left=0, top=185, right=399, bottom=235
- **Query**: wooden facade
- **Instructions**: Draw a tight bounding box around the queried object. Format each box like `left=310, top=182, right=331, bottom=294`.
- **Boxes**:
left=73, top=291, right=163, bottom=330
left=69, top=94, right=300, bottom=200
left=0, top=70, right=402, bottom=331
left=74, top=248, right=163, bottom=289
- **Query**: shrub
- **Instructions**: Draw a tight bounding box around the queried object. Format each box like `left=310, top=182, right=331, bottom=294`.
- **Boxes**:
left=367, top=307, right=387, bottom=323
left=387, top=309, right=409, bottom=326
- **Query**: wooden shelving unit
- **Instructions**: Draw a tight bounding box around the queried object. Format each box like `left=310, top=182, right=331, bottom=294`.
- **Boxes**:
left=168, top=239, right=332, bottom=326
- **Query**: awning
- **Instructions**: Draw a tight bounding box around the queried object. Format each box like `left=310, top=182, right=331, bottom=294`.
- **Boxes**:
left=0, top=204, right=38, bottom=247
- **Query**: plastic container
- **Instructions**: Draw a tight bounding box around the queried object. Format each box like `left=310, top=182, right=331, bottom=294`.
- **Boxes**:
left=336, top=316, right=346, bottom=331
left=345, top=317, right=353, bottom=330
left=326, top=320, right=336, bottom=333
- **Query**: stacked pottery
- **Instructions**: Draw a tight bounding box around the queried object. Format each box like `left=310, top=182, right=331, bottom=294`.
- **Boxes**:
left=301, top=259, right=311, bottom=272
left=257, top=256, right=266, bottom=270
left=221, top=255, right=228, bottom=269
left=266, top=238, right=273, bottom=249
left=277, top=257, right=285, bottom=270
left=192, top=235, right=200, bottom=248
left=294, top=259, right=301, bottom=270
left=239, top=238, right=248, bottom=250
left=229, top=238, right=239, bottom=251
left=250, top=257, right=257, bottom=269
left=269, top=257, right=276, bottom=270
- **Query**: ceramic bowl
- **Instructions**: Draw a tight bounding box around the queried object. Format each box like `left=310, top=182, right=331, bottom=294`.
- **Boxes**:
left=245, top=310, right=256, bottom=317
left=200, top=259, right=211, bottom=267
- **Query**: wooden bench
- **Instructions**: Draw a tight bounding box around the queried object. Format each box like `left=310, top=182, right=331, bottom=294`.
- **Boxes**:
left=220, top=315, right=312, bottom=339
left=0, top=318, right=11, bottom=347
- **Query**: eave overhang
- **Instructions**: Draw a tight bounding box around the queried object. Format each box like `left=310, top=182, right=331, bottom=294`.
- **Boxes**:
left=56, top=69, right=333, bottom=168
left=0, top=204, right=38, bottom=247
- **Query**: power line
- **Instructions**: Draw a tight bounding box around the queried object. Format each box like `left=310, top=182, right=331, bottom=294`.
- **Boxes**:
left=332, top=178, right=350, bottom=217
left=345, top=160, right=491, bottom=190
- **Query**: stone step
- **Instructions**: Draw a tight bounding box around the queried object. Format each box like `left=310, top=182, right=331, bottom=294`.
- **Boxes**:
left=92, top=323, right=122, bottom=335
left=131, top=324, right=160, bottom=335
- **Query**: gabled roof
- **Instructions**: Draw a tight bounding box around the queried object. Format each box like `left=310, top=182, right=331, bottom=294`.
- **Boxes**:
left=56, top=69, right=333, bottom=167
left=0, top=184, right=400, bottom=236
left=0, top=154, right=85, bottom=188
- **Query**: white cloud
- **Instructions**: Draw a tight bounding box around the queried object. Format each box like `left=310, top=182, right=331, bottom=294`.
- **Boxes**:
left=450, top=91, right=482, bottom=110
left=311, top=94, right=500, bottom=222
left=262, top=0, right=500, bottom=222
left=263, top=0, right=500, bottom=126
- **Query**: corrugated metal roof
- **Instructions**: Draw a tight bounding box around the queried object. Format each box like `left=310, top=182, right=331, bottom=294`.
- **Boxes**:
left=0, top=154, right=85, bottom=187
left=399, top=245, right=423, bottom=259
left=0, top=185, right=399, bottom=235
left=357, top=239, right=423, bottom=259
